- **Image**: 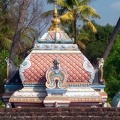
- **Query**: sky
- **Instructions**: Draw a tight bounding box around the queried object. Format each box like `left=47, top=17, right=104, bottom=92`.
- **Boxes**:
left=45, top=0, right=120, bottom=26
left=90, top=0, right=120, bottom=25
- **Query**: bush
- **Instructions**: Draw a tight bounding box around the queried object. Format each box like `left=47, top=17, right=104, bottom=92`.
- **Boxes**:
left=0, top=50, right=9, bottom=94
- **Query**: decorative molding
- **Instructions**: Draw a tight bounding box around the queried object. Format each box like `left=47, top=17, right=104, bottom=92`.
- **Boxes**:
left=10, top=98, right=44, bottom=103
left=68, top=83, right=91, bottom=87
left=31, top=50, right=81, bottom=53
left=69, top=98, right=102, bottom=102
left=34, top=44, right=79, bottom=51
left=13, top=91, right=46, bottom=97
left=83, top=55, right=95, bottom=83
left=46, top=58, right=67, bottom=89
left=37, top=31, right=74, bottom=43
left=19, top=54, right=31, bottom=82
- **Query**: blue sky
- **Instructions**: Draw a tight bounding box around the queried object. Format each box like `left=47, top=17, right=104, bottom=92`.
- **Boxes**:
left=45, top=0, right=120, bottom=26
left=90, top=0, right=120, bottom=25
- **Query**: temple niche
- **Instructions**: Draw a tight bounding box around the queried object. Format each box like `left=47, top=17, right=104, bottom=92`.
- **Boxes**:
left=2, top=3, right=107, bottom=108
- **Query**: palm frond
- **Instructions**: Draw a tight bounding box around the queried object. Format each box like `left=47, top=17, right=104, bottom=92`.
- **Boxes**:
left=78, top=0, right=94, bottom=5
left=57, top=0, right=68, bottom=7
left=78, top=32, right=90, bottom=41
left=77, top=41, right=86, bottom=50
left=74, top=0, right=79, bottom=6
left=77, top=30, right=90, bottom=49
left=60, top=11, right=74, bottom=21
left=81, top=16, right=97, bottom=33
left=87, top=21, right=97, bottom=33
left=78, top=5, right=100, bottom=18
left=1, top=38, right=12, bottom=50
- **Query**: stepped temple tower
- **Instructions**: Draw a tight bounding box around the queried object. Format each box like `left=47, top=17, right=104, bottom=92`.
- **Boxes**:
left=2, top=1, right=107, bottom=108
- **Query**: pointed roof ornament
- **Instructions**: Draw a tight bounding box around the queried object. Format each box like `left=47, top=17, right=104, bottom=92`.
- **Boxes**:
left=37, top=0, right=74, bottom=43
left=49, top=0, right=61, bottom=31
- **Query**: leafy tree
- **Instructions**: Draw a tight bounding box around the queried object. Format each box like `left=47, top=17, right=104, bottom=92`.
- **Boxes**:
left=104, top=35, right=120, bottom=102
left=6, top=0, right=49, bottom=64
left=84, top=22, right=114, bottom=63
left=77, top=28, right=91, bottom=50
left=9, top=0, right=31, bottom=64
left=0, top=0, right=49, bottom=94
left=0, top=50, right=9, bottom=94
left=0, top=0, right=16, bottom=50
left=83, top=22, right=119, bottom=102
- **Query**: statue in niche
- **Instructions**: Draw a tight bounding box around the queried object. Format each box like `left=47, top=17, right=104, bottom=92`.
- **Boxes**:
left=5, top=58, right=19, bottom=84
left=46, top=58, right=67, bottom=89
left=97, top=58, right=105, bottom=84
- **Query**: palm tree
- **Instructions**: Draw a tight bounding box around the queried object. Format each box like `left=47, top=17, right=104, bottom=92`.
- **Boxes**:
left=47, top=0, right=100, bottom=44
left=59, top=0, right=100, bottom=43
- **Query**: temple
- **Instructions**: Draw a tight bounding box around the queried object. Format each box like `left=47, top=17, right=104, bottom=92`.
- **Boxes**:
left=2, top=2, right=107, bottom=108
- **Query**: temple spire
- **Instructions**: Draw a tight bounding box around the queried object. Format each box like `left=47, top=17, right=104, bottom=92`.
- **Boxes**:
left=49, top=0, right=61, bottom=31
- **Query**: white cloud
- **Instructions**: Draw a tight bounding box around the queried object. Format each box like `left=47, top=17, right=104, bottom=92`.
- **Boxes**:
left=111, top=1, right=120, bottom=10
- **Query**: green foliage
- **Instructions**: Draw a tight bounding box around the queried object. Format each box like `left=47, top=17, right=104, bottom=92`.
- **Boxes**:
left=0, top=49, right=23, bottom=94
left=14, top=55, right=23, bottom=66
left=0, top=0, right=16, bottom=50
left=0, top=49, right=9, bottom=94
left=0, top=99, right=5, bottom=108
left=83, top=22, right=120, bottom=102
left=84, top=23, right=114, bottom=63
left=104, top=35, right=120, bottom=101
left=0, top=0, right=38, bottom=62
left=105, top=79, right=120, bottom=102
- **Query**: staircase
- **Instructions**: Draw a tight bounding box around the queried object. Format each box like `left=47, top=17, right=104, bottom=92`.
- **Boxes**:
left=0, top=107, right=120, bottom=120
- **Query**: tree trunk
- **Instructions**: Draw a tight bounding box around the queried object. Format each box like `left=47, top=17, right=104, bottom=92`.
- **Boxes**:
left=103, top=17, right=120, bottom=60
left=9, top=0, right=30, bottom=64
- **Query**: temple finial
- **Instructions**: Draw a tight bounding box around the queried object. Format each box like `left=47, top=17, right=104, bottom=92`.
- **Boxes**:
left=48, top=0, right=61, bottom=31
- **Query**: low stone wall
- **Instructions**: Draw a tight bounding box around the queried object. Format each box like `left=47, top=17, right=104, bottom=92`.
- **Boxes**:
left=0, top=107, right=120, bottom=120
